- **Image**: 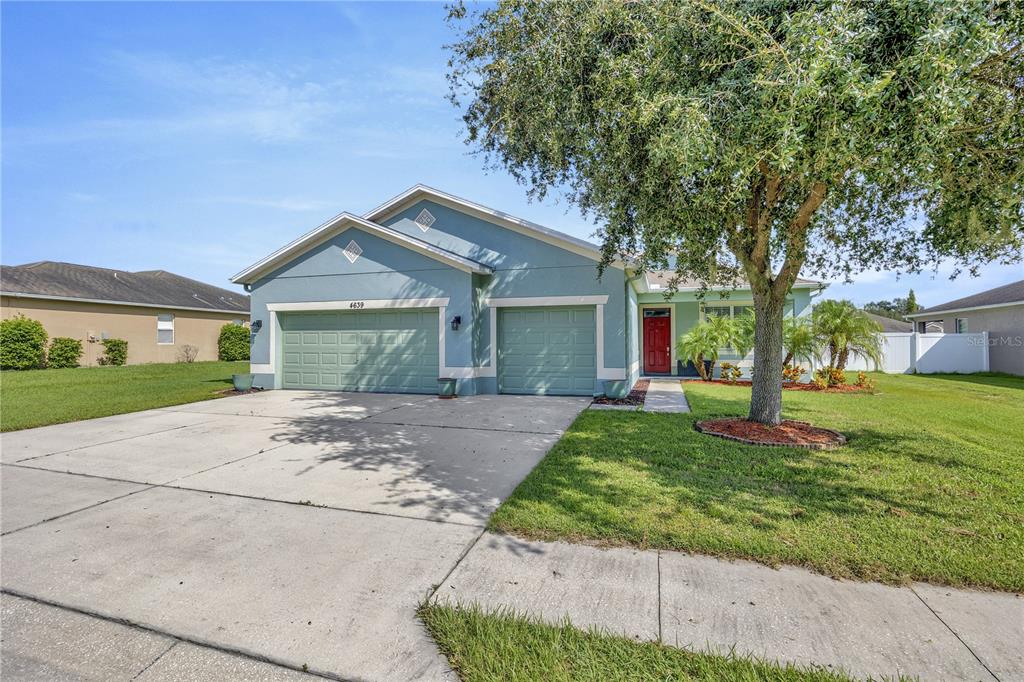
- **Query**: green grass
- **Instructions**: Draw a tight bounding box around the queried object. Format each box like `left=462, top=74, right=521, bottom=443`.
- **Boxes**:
left=490, top=373, right=1024, bottom=591
left=419, top=602, right=867, bottom=682
left=0, top=361, right=249, bottom=431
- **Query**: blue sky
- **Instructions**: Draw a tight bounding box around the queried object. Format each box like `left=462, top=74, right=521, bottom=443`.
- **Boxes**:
left=3, top=2, right=1020, bottom=306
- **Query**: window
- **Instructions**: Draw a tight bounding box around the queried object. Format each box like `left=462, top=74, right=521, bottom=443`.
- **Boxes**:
left=157, top=314, right=174, bottom=344
left=955, top=318, right=968, bottom=334
left=702, top=303, right=755, bottom=321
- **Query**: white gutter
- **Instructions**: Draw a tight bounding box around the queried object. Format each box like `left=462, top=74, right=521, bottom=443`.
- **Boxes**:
left=905, top=300, right=1024, bottom=318
left=1, top=291, right=250, bottom=315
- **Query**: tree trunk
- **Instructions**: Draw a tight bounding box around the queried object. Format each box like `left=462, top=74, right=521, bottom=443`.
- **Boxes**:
left=783, top=351, right=793, bottom=367
left=696, top=353, right=708, bottom=381
left=837, top=347, right=849, bottom=371
left=748, top=290, right=785, bottom=425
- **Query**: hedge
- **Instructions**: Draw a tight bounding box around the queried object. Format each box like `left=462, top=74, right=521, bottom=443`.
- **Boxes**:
left=48, top=337, right=84, bottom=368
left=98, top=338, right=128, bottom=366
left=218, top=323, right=250, bottom=361
left=0, top=315, right=48, bottom=370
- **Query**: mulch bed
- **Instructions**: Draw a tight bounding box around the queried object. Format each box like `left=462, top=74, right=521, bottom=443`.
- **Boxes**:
left=217, top=387, right=264, bottom=396
left=695, top=417, right=847, bottom=450
left=592, top=379, right=650, bottom=406
left=688, top=379, right=868, bottom=393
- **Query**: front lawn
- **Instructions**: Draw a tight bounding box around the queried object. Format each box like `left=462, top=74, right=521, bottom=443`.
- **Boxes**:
left=490, top=373, right=1024, bottom=591
left=0, top=361, right=249, bottom=431
left=420, top=603, right=863, bottom=682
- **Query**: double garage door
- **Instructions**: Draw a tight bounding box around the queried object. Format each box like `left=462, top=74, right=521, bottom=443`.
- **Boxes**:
left=280, top=305, right=597, bottom=396
left=281, top=309, right=438, bottom=393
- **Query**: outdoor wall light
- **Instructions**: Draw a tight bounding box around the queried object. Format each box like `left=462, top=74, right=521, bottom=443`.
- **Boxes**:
left=251, top=319, right=263, bottom=333
left=450, top=315, right=462, bottom=331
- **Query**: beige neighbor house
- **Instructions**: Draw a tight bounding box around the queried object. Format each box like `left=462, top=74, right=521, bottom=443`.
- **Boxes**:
left=1, top=261, right=249, bottom=366
left=906, top=279, right=1024, bottom=376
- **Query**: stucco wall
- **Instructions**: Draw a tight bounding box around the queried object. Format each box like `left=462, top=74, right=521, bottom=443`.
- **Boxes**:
left=912, top=304, right=1024, bottom=375
left=382, top=199, right=628, bottom=383
left=1, top=296, right=247, bottom=366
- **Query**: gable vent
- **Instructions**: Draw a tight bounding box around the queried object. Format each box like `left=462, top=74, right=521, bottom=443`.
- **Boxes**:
left=414, top=209, right=436, bottom=232
left=343, top=240, right=363, bottom=264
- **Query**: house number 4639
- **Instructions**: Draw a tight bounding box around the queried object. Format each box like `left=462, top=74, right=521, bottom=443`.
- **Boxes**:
left=349, top=301, right=365, bottom=309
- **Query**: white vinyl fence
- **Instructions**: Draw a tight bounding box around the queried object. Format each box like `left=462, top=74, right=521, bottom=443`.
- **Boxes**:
left=843, top=332, right=989, bottom=374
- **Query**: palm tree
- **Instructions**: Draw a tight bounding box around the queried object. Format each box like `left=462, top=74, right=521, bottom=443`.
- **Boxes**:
left=677, top=315, right=739, bottom=380
left=812, top=299, right=883, bottom=371
left=733, top=310, right=815, bottom=368
left=782, top=316, right=818, bottom=367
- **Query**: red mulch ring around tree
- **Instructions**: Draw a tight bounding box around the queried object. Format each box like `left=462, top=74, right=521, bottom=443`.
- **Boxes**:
left=695, top=417, right=847, bottom=450
left=592, top=379, right=650, bottom=406
left=688, top=379, right=868, bottom=393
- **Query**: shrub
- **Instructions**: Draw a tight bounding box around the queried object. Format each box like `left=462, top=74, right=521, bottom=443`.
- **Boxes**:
left=177, top=344, right=199, bottom=363
left=0, top=314, right=48, bottom=369
left=719, top=362, right=742, bottom=384
left=48, top=337, right=83, bottom=368
left=782, top=363, right=807, bottom=383
left=813, top=366, right=846, bottom=388
left=98, top=338, right=128, bottom=366
left=855, top=371, right=876, bottom=390
left=218, top=323, right=250, bottom=361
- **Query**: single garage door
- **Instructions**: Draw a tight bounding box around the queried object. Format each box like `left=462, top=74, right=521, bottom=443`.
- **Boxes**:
left=497, top=306, right=596, bottom=396
left=280, top=308, right=438, bottom=393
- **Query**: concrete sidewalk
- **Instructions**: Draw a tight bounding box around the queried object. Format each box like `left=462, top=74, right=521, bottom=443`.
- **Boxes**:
left=642, top=378, right=691, bottom=412
left=435, top=532, right=1022, bottom=681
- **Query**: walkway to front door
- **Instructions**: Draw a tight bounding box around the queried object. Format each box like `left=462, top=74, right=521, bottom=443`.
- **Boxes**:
left=643, top=309, right=671, bottom=373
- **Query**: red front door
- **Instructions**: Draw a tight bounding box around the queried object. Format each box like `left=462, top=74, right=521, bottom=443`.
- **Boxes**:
left=644, top=314, right=671, bottom=373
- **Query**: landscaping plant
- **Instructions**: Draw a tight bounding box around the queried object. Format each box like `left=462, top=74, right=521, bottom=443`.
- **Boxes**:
left=0, top=314, right=47, bottom=370
left=177, top=344, right=199, bottom=363
left=782, top=363, right=806, bottom=383
left=676, top=316, right=739, bottom=381
left=447, top=0, right=1024, bottom=425
left=47, top=337, right=83, bottom=369
left=720, top=362, right=742, bottom=384
left=218, top=323, right=250, bottom=361
left=812, top=300, right=883, bottom=371
left=97, top=338, right=128, bottom=366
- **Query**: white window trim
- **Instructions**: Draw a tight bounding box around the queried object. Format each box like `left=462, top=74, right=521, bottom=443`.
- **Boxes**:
left=266, top=298, right=449, bottom=312
left=639, top=304, right=677, bottom=375
left=157, top=314, right=175, bottom=345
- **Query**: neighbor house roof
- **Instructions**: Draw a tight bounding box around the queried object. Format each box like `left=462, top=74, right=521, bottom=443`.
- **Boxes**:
left=1, top=261, right=250, bottom=314
left=640, top=271, right=823, bottom=294
left=863, top=311, right=912, bottom=332
left=231, top=212, right=493, bottom=284
left=906, top=279, right=1024, bottom=318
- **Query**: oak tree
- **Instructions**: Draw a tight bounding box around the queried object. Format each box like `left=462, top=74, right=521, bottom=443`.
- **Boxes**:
left=447, top=0, right=1024, bottom=424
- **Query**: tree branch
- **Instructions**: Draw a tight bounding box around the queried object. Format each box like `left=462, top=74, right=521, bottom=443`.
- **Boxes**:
left=772, top=181, right=827, bottom=299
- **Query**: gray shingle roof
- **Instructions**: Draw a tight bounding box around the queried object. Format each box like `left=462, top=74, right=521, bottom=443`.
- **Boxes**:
left=1, top=261, right=249, bottom=313
left=863, top=311, right=912, bottom=332
left=910, top=279, right=1024, bottom=316
left=644, top=271, right=822, bottom=290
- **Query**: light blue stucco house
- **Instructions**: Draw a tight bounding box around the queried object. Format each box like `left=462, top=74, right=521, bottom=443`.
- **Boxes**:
left=232, top=185, right=824, bottom=395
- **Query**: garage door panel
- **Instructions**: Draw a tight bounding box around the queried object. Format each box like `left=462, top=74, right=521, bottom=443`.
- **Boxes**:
left=281, top=308, right=438, bottom=393
left=498, top=306, right=596, bottom=396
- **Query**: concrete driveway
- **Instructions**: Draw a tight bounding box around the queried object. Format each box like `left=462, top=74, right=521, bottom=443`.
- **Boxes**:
left=1, top=390, right=589, bottom=681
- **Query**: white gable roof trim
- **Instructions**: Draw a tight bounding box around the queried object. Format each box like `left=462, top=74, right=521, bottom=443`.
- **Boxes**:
left=231, top=212, right=492, bottom=284
left=364, top=184, right=624, bottom=269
